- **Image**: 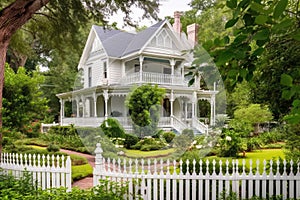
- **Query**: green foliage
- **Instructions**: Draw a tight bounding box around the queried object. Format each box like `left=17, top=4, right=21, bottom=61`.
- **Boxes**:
left=123, top=134, right=139, bottom=149
left=2, top=64, right=48, bottom=132
left=172, top=132, right=194, bottom=151
left=230, top=104, right=273, bottom=134
left=0, top=171, right=127, bottom=199
left=162, top=131, right=176, bottom=143
left=284, top=124, right=300, bottom=161
left=48, top=125, right=78, bottom=136
left=182, top=129, right=194, bottom=139
left=126, top=84, right=165, bottom=137
left=131, top=137, right=165, bottom=151
left=46, top=143, right=60, bottom=152
left=100, top=118, right=126, bottom=138
left=252, top=38, right=300, bottom=120
left=0, top=170, right=37, bottom=198
left=218, top=129, right=242, bottom=157
left=180, top=150, right=250, bottom=174
left=72, top=164, right=93, bottom=181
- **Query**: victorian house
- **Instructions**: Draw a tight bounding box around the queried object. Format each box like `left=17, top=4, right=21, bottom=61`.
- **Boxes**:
left=56, top=12, right=217, bottom=134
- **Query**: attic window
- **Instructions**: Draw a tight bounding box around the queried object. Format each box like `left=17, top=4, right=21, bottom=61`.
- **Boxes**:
left=156, top=29, right=172, bottom=48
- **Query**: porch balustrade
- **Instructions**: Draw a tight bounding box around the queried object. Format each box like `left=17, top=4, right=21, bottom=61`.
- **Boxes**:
left=121, top=72, right=189, bottom=86
left=192, top=117, right=209, bottom=135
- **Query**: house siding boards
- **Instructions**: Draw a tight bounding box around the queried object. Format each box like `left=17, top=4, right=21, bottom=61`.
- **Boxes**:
left=109, top=59, right=122, bottom=85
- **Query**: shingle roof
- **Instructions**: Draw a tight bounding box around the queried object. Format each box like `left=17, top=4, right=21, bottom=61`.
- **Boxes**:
left=93, top=20, right=166, bottom=58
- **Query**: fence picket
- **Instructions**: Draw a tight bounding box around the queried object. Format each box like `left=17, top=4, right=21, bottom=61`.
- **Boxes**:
left=90, top=143, right=300, bottom=200
left=218, top=160, right=223, bottom=200
left=0, top=152, right=71, bottom=191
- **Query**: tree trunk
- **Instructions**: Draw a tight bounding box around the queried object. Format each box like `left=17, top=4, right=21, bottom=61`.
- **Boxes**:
left=0, top=0, right=50, bottom=156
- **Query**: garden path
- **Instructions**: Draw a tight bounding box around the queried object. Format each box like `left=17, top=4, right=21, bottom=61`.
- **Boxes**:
left=60, top=149, right=176, bottom=190
left=60, top=149, right=95, bottom=189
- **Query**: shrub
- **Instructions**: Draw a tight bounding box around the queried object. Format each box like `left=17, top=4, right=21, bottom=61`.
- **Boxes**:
left=69, top=154, right=88, bottom=166
left=162, top=131, right=176, bottom=143
left=123, top=134, right=139, bottom=149
left=47, top=143, right=60, bottom=152
left=245, top=137, right=262, bottom=152
left=131, top=137, right=165, bottom=151
left=72, top=164, right=93, bottom=181
left=217, top=130, right=242, bottom=158
left=152, top=129, right=164, bottom=138
left=100, top=118, right=126, bottom=138
left=0, top=171, right=127, bottom=199
left=48, top=125, right=77, bottom=136
left=182, top=129, right=194, bottom=139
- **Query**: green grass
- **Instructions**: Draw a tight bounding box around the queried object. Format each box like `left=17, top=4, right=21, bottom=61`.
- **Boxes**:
left=71, top=164, right=93, bottom=181
left=206, top=149, right=285, bottom=173
left=123, top=148, right=176, bottom=158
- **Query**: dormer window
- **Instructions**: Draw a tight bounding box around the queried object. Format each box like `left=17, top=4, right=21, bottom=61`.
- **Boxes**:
left=156, top=29, right=172, bottom=48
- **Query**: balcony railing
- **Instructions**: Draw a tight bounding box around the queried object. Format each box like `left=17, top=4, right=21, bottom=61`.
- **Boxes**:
left=121, top=72, right=189, bottom=86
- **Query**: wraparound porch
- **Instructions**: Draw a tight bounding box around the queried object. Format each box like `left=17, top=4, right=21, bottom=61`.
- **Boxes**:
left=61, top=116, right=209, bottom=134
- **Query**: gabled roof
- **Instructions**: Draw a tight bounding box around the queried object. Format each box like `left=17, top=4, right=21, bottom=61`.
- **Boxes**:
left=93, top=20, right=166, bottom=58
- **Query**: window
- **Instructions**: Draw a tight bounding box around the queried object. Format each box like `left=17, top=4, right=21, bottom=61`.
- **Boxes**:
left=88, top=67, right=92, bottom=87
left=134, top=64, right=140, bottom=72
left=103, top=61, right=107, bottom=79
left=156, top=29, right=172, bottom=48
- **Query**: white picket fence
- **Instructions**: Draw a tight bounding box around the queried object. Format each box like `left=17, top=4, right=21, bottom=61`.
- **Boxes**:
left=0, top=152, right=72, bottom=191
left=93, top=143, right=300, bottom=200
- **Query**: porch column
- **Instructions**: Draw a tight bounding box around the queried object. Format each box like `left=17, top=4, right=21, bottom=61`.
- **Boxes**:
left=210, top=96, right=215, bottom=126
left=93, top=92, right=97, bottom=117
left=121, top=61, right=125, bottom=78
left=59, top=99, right=65, bottom=125
left=192, top=91, right=197, bottom=119
left=170, top=59, right=175, bottom=84
left=103, top=90, right=109, bottom=119
left=81, top=96, right=86, bottom=117
left=184, top=101, right=187, bottom=122
left=170, top=90, right=174, bottom=126
left=139, top=56, right=144, bottom=83
left=76, top=97, right=80, bottom=117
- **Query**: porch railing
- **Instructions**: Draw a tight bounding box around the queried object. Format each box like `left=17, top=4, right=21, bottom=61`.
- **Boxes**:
left=121, top=72, right=189, bottom=86
left=192, top=118, right=209, bottom=135
left=172, top=116, right=188, bottom=133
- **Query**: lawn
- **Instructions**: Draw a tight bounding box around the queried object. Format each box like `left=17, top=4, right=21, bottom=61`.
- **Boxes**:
left=123, top=148, right=176, bottom=158
left=206, top=148, right=285, bottom=173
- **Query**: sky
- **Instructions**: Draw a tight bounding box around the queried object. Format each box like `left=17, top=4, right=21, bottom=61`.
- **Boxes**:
left=110, top=0, right=192, bottom=31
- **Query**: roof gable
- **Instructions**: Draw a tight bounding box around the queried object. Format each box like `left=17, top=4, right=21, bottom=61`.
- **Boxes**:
left=88, top=20, right=190, bottom=59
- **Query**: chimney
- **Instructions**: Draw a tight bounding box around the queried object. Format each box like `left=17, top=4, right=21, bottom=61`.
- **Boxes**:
left=187, top=23, right=199, bottom=47
left=173, top=11, right=182, bottom=35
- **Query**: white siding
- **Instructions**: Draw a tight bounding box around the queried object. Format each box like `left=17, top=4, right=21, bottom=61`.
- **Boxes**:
left=109, top=59, right=122, bottom=85
left=83, top=56, right=107, bottom=88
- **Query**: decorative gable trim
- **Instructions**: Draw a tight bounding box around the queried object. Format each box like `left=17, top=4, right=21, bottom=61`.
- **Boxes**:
left=139, top=20, right=185, bottom=55
left=78, top=26, right=108, bottom=69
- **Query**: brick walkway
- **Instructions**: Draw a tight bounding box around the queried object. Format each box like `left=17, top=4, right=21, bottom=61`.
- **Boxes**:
left=60, top=149, right=95, bottom=189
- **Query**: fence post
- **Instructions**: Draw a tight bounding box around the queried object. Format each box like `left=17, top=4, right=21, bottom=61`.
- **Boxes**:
left=65, top=156, right=72, bottom=192
left=93, top=143, right=104, bottom=186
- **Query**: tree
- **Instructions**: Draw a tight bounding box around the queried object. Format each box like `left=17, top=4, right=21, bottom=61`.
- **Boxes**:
left=0, top=0, right=160, bottom=154
left=126, top=84, right=165, bottom=137
left=230, top=104, right=273, bottom=135
left=2, top=64, right=48, bottom=132
left=252, top=38, right=300, bottom=120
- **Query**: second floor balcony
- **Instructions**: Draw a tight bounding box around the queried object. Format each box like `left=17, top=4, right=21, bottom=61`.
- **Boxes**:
left=120, top=72, right=195, bottom=87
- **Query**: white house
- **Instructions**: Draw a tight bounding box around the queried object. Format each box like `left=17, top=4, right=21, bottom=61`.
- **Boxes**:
left=56, top=12, right=217, bottom=134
